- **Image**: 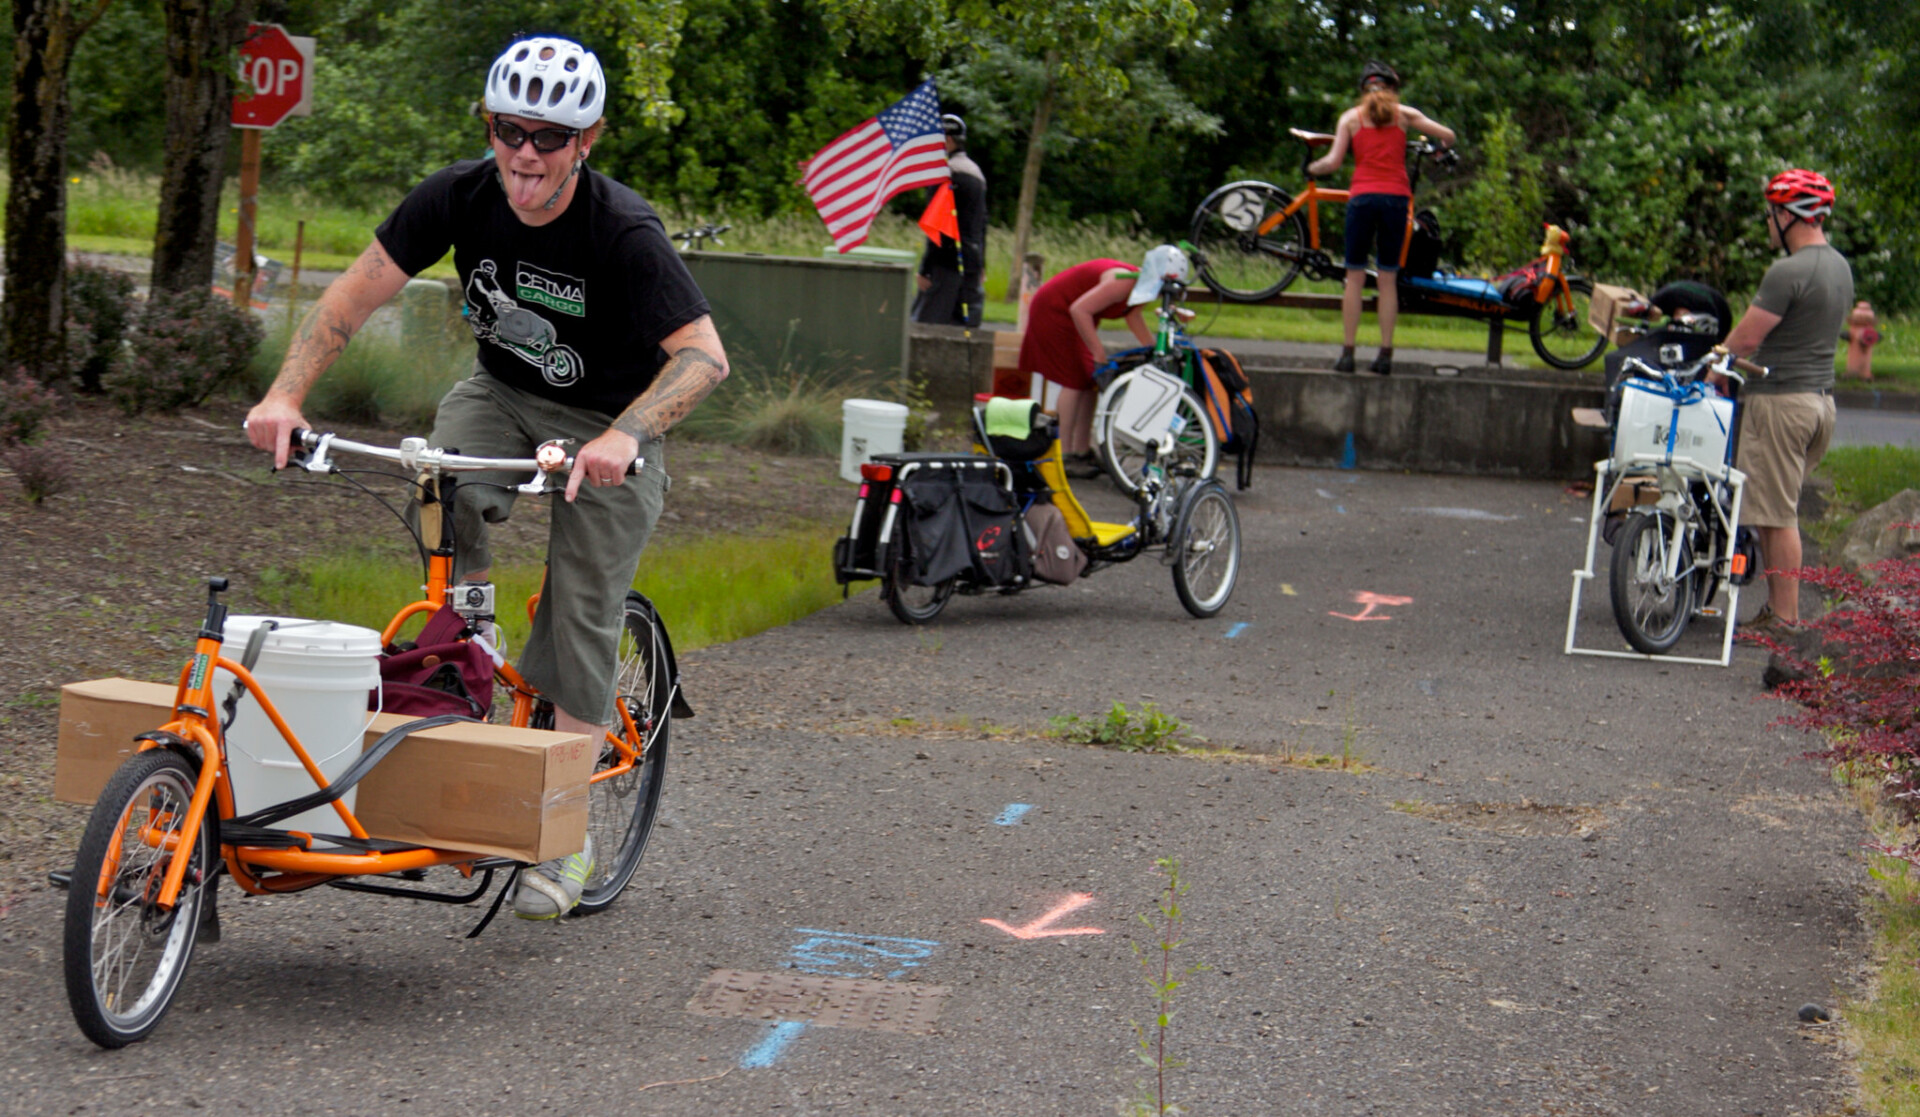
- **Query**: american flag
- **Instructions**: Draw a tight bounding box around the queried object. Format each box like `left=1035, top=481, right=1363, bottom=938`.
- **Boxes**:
left=803, top=81, right=951, bottom=253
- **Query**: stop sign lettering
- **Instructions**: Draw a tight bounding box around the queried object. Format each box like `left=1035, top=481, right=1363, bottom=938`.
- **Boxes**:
left=232, top=24, right=314, bottom=130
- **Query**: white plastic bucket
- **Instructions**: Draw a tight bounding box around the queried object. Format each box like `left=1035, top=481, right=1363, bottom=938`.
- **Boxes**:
left=840, top=398, right=910, bottom=482
left=214, top=616, right=382, bottom=838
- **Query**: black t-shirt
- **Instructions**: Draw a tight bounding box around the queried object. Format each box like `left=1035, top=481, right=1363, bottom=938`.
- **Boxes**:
left=376, top=160, right=711, bottom=417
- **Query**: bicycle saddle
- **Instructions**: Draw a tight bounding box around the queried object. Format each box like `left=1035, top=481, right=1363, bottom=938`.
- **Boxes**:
left=1289, top=128, right=1335, bottom=148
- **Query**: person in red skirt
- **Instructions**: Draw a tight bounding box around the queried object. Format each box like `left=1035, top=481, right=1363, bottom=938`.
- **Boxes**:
left=1016, top=248, right=1179, bottom=475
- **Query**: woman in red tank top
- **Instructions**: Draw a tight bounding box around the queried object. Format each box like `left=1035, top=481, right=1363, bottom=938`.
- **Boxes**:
left=1016, top=253, right=1160, bottom=470
left=1308, top=60, right=1455, bottom=375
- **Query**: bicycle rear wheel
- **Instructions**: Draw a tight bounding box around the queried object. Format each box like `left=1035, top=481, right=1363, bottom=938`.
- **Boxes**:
left=1190, top=182, right=1306, bottom=301
left=1170, top=481, right=1242, bottom=617
left=64, top=749, right=212, bottom=1049
left=1096, top=371, right=1219, bottom=497
left=883, top=536, right=955, bottom=624
left=1529, top=274, right=1606, bottom=369
left=576, top=592, right=672, bottom=913
left=1609, top=510, right=1696, bottom=654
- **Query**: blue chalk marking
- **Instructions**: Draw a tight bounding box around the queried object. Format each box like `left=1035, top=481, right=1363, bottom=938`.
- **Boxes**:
left=742, top=1021, right=807, bottom=1068
left=1335, top=505, right=1347, bottom=515
left=787, top=928, right=940, bottom=980
left=1224, top=622, right=1249, bottom=638
left=995, top=803, right=1035, bottom=826
left=1339, top=431, right=1357, bottom=470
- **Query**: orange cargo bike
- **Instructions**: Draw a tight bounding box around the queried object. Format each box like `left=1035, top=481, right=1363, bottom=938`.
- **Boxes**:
left=59, top=430, right=684, bottom=1048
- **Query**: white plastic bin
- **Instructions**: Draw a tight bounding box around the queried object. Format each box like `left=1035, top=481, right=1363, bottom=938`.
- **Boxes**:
left=1612, top=379, right=1734, bottom=468
left=840, top=398, right=910, bottom=482
left=215, top=616, right=382, bottom=839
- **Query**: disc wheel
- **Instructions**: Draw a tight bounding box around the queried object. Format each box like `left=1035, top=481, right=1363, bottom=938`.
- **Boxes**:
left=576, top=592, right=673, bottom=913
left=1190, top=181, right=1307, bottom=301
left=64, top=749, right=212, bottom=1049
left=1609, top=511, right=1696, bottom=654
left=1529, top=274, right=1607, bottom=369
left=883, top=536, right=954, bottom=624
left=1170, top=481, right=1242, bottom=617
left=1095, top=370, right=1219, bottom=497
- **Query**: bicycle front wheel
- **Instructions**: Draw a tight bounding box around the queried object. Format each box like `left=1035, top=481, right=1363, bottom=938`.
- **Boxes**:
left=1609, top=510, right=1696, bottom=654
left=1529, top=274, right=1607, bottom=369
left=1190, top=181, right=1306, bottom=301
left=64, top=749, right=213, bottom=1049
left=577, top=592, right=673, bottom=913
left=1170, top=481, right=1242, bottom=617
left=1097, top=372, right=1219, bottom=497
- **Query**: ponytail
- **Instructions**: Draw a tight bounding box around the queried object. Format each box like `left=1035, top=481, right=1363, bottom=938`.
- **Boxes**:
left=1359, top=86, right=1399, bottom=128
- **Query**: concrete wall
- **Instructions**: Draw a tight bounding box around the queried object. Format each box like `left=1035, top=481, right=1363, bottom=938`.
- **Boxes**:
left=907, top=324, right=1609, bottom=479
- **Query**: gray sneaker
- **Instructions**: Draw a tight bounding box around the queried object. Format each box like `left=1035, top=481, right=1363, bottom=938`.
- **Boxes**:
left=513, top=836, right=594, bottom=920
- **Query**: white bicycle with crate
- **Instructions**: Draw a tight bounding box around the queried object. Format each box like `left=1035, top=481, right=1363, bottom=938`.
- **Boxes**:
left=1565, top=344, right=1768, bottom=666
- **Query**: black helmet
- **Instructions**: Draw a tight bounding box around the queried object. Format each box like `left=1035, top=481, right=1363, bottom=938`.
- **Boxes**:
left=940, top=113, right=966, bottom=140
left=1359, top=60, right=1400, bottom=92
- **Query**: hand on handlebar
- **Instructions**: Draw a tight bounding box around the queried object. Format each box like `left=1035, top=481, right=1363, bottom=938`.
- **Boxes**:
left=244, top=398, right=311, bottom=470
left=564, top=429, right=643, bottom=504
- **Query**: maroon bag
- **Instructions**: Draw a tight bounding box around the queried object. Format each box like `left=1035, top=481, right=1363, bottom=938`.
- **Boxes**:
left=372, top=607, right=495, bottom=719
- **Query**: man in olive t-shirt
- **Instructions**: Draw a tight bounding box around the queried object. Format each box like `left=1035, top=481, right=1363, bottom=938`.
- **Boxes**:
left=1725, top=169, right=1852, bottom=632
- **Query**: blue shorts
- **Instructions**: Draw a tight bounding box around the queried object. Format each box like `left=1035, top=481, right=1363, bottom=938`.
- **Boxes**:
left=1344, top=193, right=1411, bottom=272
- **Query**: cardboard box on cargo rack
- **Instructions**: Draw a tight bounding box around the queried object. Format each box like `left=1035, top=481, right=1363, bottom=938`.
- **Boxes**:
left=352, top=712, right=593, bottom=864
left=55, top=678, right=181, bottom=805
left=56, top=680, right=594, bottom=864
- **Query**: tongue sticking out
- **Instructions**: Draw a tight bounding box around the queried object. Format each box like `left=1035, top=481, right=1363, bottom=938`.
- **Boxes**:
left=506, top=169, right=548, bottom=209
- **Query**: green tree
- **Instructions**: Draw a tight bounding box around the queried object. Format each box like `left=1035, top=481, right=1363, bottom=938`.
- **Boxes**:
left=1454, top=110, right=1544, bottom=273
left=149, top=0, right=255, bottom=295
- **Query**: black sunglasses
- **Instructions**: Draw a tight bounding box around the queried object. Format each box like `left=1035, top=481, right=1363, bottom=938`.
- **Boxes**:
left=492, top=118, right=579, bottom=153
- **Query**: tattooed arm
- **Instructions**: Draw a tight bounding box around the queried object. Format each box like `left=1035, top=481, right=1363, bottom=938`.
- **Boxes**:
left=564, top=315, right=729, bottom=503
left=246, top=240, right=414, bottom=467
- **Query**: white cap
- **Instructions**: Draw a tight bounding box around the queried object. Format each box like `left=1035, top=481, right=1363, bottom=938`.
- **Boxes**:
left=1128, top=244, right=1191, bottom=307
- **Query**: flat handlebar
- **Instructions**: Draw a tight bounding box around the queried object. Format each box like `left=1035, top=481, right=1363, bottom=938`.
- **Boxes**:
left=1712, top=345, right=1768, bottom=380
left=285, top=427, right=644, bottom=482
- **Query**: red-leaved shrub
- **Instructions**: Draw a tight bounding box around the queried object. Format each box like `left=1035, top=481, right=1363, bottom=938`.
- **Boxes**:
left=105, top=288, right=263, bottom=415
left=0, top=368, right=61, bottom=445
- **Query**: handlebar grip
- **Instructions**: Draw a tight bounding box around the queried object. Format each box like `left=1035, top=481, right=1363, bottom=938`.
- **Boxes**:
left=1713, top=345, right=1768, bottom=379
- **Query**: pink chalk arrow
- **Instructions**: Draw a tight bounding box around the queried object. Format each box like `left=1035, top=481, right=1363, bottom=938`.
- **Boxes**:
left=980, top=892, right=1106, bottom=939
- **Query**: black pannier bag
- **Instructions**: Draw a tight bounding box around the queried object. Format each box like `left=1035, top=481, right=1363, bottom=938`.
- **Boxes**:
left=958, top=474, right=1024, bottom=584
left=898, top=469, right=974, bottom=585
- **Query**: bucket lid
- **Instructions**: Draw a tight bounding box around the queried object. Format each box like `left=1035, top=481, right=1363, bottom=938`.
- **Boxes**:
left=221, top=615, right=384, bottom=658
left=843, top=398, right=909, bottom=419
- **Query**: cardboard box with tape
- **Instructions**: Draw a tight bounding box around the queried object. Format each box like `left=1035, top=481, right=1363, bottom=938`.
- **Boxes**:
left=55, top=679, right=592, bottom=863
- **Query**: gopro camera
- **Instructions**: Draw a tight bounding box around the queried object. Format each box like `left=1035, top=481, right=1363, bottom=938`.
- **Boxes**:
left=1659, top=344, right=1687, bottom=366
left=450, top=581, right=496, bottom=620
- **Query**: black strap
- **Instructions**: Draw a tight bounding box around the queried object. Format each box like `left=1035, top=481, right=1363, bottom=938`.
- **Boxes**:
left=231, top=713, right=476, bottom=829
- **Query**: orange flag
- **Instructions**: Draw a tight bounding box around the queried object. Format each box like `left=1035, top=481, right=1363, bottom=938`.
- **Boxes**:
left=918, top=181, right=959, bottom=244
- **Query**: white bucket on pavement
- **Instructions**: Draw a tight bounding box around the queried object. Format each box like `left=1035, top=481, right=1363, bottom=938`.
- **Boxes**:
left=840, top=398, right=910, bottom=482
left=215, top=616, right=382, bottom=838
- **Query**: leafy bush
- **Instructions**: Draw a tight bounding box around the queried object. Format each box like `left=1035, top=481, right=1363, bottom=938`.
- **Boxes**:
left=0, top=368, right=61, bottom=445
left=1455, top=110, right=1546, bottom=273
left=106, top=288, right=264, bottom=415
left=4, top=441, right=74, bottom=504
left=1762, top=555, right=1920, bottom=865
left=65, top=261, right=136, bottom=393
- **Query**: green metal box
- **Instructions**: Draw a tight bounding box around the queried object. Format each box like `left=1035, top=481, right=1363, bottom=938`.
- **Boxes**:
left=679, top=251, right=913, bottom=382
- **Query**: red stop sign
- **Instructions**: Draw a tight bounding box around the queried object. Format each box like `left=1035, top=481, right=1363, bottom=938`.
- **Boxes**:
left=231, top=24, right=313, bottom=130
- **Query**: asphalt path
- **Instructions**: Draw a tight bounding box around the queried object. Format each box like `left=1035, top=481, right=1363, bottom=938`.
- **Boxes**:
left=2, top=465, right=1868, bottom=1115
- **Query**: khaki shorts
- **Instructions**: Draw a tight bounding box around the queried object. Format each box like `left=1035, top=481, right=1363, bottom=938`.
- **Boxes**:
left=423, top=373, right=667, bottom=724
left=1734, top=391, right=1835, bottom=528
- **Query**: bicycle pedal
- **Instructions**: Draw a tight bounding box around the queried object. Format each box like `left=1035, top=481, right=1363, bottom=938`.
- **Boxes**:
left=1696, top=607, right=1724, bottom=618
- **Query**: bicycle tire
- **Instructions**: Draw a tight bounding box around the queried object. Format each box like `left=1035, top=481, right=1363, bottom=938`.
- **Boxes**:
left=1609, top=510, right=1696, bottom=654
left=1096, top=370, right=1219, bottom=497
left=1529, top=274, right=1607, bottom=370
left=883, top=535, right=954, bottom=625
left=576, top=592, right=672, bottom=913
left=1190, top=181, right=1307, bottom=301
left=1170, top=480, right=1242, bottom=618
left=64, top=748, right=212, bottom=1049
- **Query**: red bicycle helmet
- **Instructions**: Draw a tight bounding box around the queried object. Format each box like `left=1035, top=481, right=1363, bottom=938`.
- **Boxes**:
left=1765, top=168, right=1835, bottom=221
left=1359, top=60, right=1400, bottom=92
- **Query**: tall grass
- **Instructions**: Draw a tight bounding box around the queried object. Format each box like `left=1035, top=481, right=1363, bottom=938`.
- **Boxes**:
left=266, top=524, right=854, bottom=655
left=250, top=319, right=472, bottom=432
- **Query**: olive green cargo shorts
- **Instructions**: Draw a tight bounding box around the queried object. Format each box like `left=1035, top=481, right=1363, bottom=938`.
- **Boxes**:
left=425, top=372, right=666, bottom=724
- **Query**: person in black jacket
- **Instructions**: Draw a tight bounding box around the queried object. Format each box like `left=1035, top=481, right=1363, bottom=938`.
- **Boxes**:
left=913, top=114, right=988, bottom=327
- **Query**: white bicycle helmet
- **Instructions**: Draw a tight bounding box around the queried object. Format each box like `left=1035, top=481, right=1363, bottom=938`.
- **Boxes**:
left=484, top=37, right=605, bottom=129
